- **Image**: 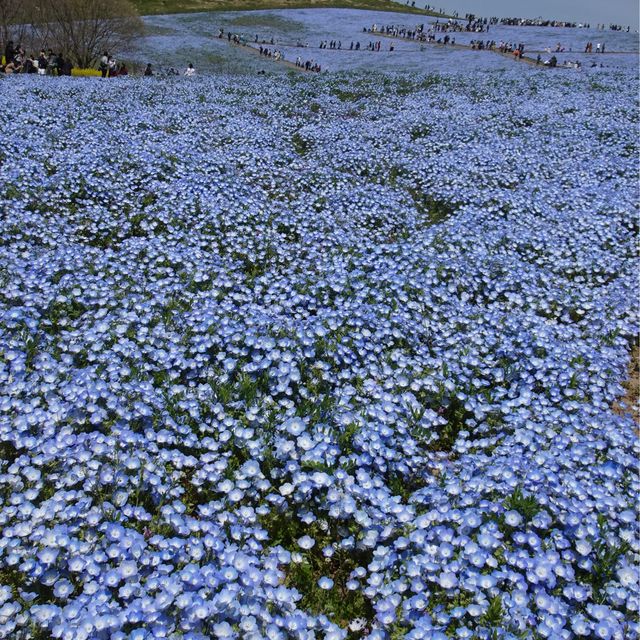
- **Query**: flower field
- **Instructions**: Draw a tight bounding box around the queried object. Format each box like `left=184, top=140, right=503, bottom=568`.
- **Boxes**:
left=0, top=67, right=638, bottom=640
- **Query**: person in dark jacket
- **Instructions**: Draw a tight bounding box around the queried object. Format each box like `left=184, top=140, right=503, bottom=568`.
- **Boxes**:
left=59, top=57, right=73, bottom=76
left=37, top=51, right=48, bottom=75
left=4, top=41, right=14, bottom=64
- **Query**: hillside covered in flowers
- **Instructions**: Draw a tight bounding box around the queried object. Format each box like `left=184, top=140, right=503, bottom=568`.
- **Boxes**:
left=0, top=67, right=638, bottom=639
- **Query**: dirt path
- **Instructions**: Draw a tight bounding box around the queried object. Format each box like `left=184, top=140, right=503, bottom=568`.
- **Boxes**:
left=224, top=39, right=307, bottom=71
left=371, top=32, right=552, bottom=66
left=228, top=35, right=546, bottom=68
left=372, top=32, right=636, bottom=66
left=614, top=341, right=640, bottom=425
left=220, top=30, right=636, bottom=73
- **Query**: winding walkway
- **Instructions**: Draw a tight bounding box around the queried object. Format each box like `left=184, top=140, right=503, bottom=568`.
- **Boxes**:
left=225, top=39, right=306, bottom=72
left=220, top=30, right=635, bottom=73
left=372, top=31, right=636, bottom=65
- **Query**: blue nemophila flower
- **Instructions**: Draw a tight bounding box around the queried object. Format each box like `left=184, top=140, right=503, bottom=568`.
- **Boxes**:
left=297, top=535, right=315, bottom=550
left=318, top=577, right=334, bottom=590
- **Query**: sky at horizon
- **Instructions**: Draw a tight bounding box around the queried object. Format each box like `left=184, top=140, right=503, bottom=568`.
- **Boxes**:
left=415, top=0, right=639, bottom=29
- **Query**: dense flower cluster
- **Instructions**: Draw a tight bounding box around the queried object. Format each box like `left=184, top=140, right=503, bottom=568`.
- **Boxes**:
left=0, top=67, right=638, bottom=640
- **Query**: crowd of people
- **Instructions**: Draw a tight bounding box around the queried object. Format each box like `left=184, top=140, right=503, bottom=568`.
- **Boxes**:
left=458, top=14, right=630, bottom=31
left=2, top=42, right=74, bottom=75
left=486, top=17, right=585, bottom=28
left=367, top=24, right=425, bottom=38
left=434, top=19, right=488, bottom=33
left=1, top=42, right=193, bottom=79
left=365, top=22, right=466, bottom=43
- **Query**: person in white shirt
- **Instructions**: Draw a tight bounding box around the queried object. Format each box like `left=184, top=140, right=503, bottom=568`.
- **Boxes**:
left=184, top=63, right=196, bottom=76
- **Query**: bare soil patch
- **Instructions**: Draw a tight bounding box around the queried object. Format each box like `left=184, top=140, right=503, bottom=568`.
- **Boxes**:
left=614, top=339, right=640, bottom=424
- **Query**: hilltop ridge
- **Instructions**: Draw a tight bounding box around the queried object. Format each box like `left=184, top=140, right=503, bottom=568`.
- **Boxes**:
left=133, top=0, right=450, bottom=17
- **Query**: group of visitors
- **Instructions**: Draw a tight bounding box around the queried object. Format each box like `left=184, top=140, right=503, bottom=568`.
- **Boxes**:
left=365, top=23, right=461, bottom=43
left=538, top=56, right=581, bottom=69
left=258, top=47, right=285, bottom=61
left=372, top=19, right=486, bottom=34
left=536, top=55, right=581, bottom=69
left=294, top=57, right=321, bottom=72
left=488, top=17, right=584, bottom=28
left=469, top=40, right=494, bottom=50
left=319, top=41, right=342, bottom=49
left=367, top=24, right=425, bottom=38
left=255, top=42, right=320, bottom=72
left=467, top=40, right=525, bottom=57
left=142, top=62, right=196, bottom=77
left=500, top=42, right=525, bottom=55
left=2, top=42, right=73, bottom=75
left=584, top=42, right=606, bottom=53
left=434, top=19, right=488, bottom=33
left=99, top=52, right=128, bottom=77
left=219, top=29, right=245, bottom=45
left=461, top=14, right=630, bottom=31
left=603, top=24, right=630, bottom=31
left=366, top=41, right=384, bottom=52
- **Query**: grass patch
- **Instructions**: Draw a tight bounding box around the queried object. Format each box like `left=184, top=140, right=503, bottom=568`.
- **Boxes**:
left=429, top=394, right=472, bottom=451
left=143, top=23, right=180, bottom=35
left=260, top=509, right=375, bottom=634
left=409, top=190, right=459, bottom=225
left=228, top=13, right=305, bottom=31
left=409, top=123, right=431, bottom=140
left=286, top=559, right=373, bottom=635
left=292, top=131, right=313, bottom=155
left=503, top=486, right=541, bottom=522
left=132, top=0, right=451, bottom=18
